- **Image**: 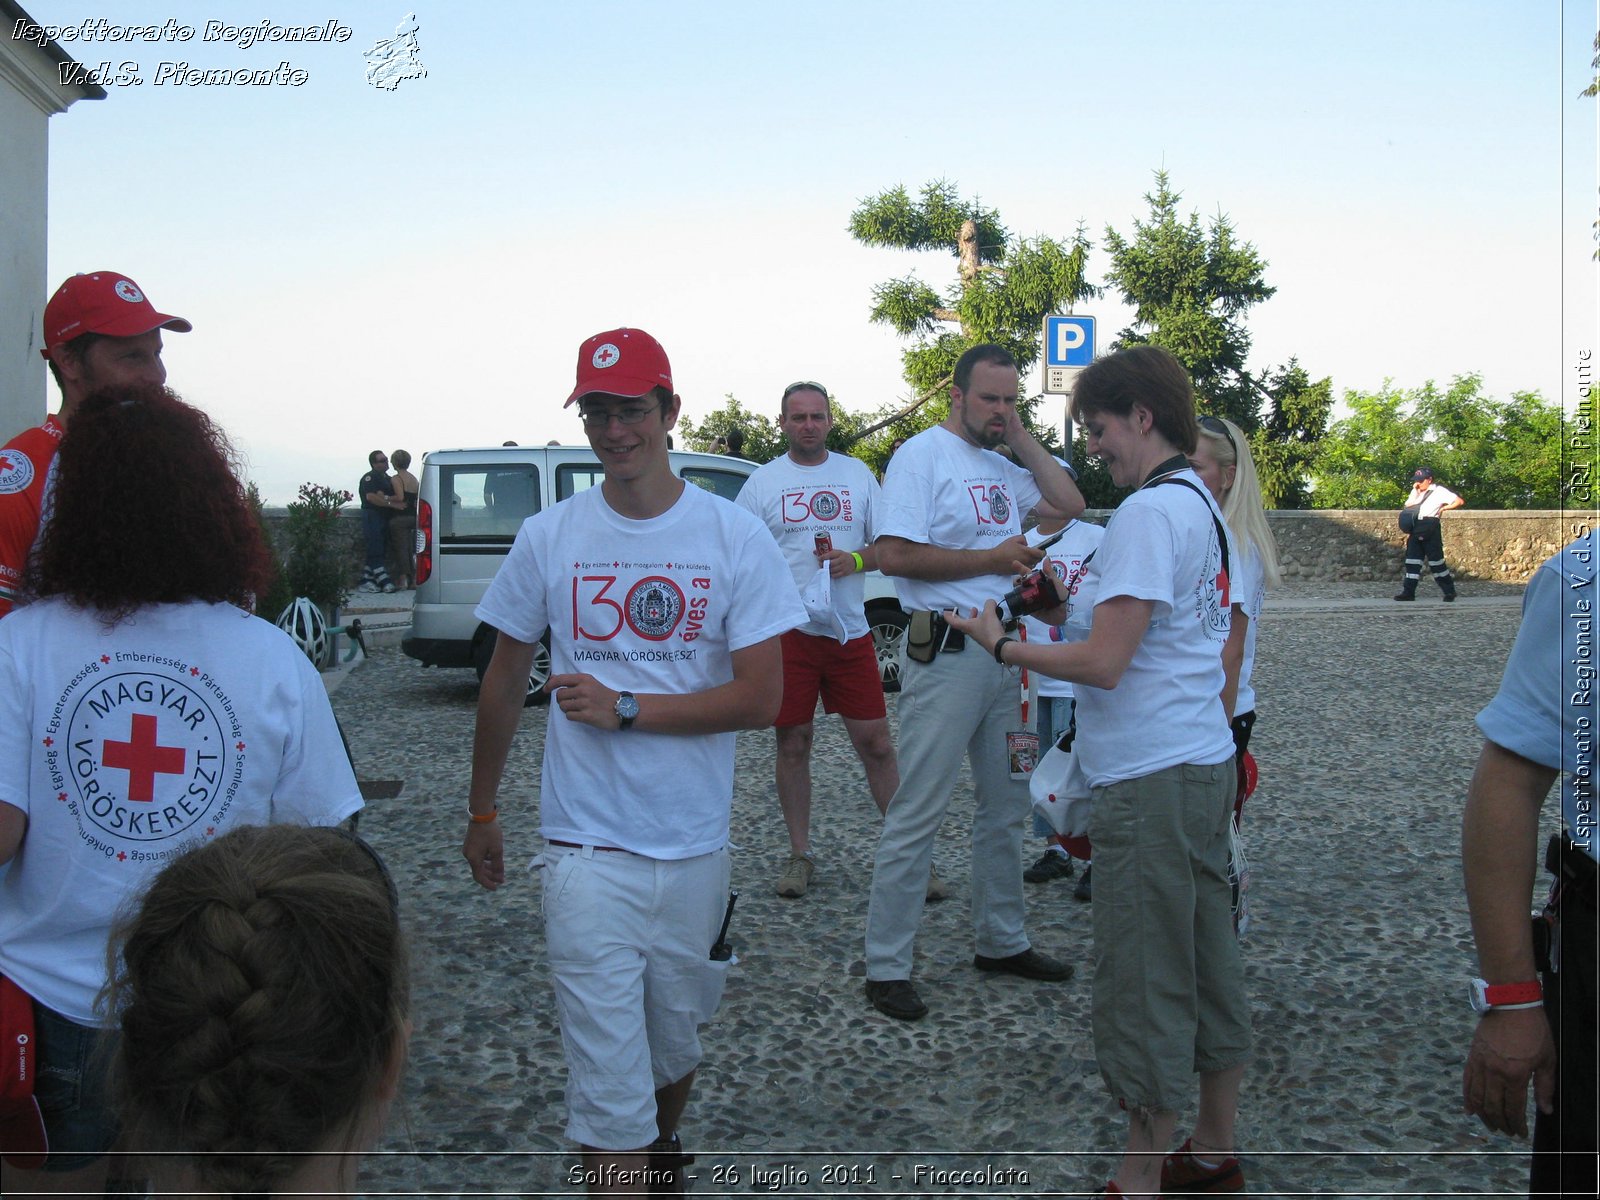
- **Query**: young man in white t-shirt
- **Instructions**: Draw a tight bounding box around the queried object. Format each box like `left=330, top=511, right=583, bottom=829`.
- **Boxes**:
left=863, top=343, right=1086, bottom=1022
left=462, top=328, right=803, bottom=1192
left=736, top=381, right=911, bottom=898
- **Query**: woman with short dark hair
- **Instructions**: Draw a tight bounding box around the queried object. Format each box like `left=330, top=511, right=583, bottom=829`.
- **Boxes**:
left=948, top=345, right=1250, bottom=1197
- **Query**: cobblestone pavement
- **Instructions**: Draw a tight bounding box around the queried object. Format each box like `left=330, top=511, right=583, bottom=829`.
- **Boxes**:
left=332, top=586, right=1547, bottom=1198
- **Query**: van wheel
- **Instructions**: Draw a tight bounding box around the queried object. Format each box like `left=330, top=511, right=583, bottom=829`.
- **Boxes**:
left=868, top=606, right=908, bottom=693
left=474, top=628, right=553, bottom=707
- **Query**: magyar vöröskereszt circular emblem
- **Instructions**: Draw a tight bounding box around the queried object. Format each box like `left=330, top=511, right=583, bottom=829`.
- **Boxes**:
left=810, top=490, right=840, bottom=520
left=625, top=576, right=685, bottom=641
left=0, top=448, right=35, bottom=495
left=987, top=485, right=1011, bottom=525
left=65, top=671, right=231, bottom=842
left=114, top=279, right=144, bottom=304
left=592, top=343, right=620, bottom=369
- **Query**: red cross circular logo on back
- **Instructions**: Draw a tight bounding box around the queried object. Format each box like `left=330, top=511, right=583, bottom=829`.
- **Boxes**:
left=63, top=671, right=235, bottom=843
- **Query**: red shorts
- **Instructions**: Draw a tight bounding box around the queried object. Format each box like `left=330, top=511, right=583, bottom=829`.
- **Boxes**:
left=775, top=629, right=886, bottom=727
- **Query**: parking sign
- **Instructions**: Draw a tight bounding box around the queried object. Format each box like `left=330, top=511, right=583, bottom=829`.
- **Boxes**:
left=1044, top=315, right=1095, bottom=368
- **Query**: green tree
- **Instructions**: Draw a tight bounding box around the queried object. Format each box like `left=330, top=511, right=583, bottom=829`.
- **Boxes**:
left=1102, top=171, right=1275, bottom=429
left=1257, top=360, right=1334, bottom=508
left=1101, top=170, right=1332, bottom=504
left=677, top=396, right=782, bottom=463
left=1304, top=384, right=1423, bottom=508
left=846, top=179, right=1097, bottom=442
left=1309, top=376, right=1566, bottom=508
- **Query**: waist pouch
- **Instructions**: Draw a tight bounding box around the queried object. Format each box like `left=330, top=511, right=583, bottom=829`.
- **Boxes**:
left=906, top=610, right=965, bottom=664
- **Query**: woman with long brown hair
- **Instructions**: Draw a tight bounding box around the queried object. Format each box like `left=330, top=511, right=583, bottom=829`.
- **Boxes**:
left=0, top=383, right=362, bottom=1196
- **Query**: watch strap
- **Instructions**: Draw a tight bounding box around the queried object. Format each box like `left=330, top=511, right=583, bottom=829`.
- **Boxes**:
left=1481, top=980, right=1543, bottom=1007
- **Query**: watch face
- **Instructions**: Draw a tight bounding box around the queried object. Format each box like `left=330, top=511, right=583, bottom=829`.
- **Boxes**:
left=615, top=693, right=640, bottom=721
left=1469, top=979, right=1491, bottom=1014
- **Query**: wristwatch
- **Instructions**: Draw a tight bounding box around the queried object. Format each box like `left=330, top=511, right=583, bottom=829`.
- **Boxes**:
left=614, top=691, right=640, bottom=731
left=1468, top=978, right=1543, bottom=1014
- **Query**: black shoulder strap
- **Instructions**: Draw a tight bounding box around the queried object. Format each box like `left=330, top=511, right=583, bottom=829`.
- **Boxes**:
left=1153, top=476, right=1230, bottom=580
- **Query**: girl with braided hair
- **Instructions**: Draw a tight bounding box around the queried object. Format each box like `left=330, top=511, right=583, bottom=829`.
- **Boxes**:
left=0, top=384, right=362, bottom=1196
left=107, top=824, right=409, bottom=1197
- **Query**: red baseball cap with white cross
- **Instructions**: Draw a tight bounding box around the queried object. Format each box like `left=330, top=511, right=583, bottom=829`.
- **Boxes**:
left=40, top=271, right=192, bottom=357
left=564, top=328, right=673, bottom=408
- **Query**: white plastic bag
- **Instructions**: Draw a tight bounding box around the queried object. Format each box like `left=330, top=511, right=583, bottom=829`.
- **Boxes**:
left=1028, top=736, right=1091, bottom=837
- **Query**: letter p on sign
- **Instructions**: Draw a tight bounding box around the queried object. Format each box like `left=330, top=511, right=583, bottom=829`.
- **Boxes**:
left=1045, top=315, right=1096, bottom=368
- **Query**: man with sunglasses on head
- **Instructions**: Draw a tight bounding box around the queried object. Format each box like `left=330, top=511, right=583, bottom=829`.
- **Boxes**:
left=736, top=380, right=917, bottom=900
left=461, top=328, right=802, bottom=1194
left=862, top=343, right=1086, bottom=1021
left=1, top=271, right=190, bottom=618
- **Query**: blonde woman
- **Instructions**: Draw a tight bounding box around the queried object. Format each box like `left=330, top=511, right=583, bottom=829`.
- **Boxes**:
left=1188, top=415, right=1282, bottom=788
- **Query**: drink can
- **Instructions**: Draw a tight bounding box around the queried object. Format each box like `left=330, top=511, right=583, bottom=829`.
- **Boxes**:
left=814, top=532, right=832, bottom=555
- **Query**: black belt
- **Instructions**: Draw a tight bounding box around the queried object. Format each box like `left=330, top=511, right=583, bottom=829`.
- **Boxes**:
left=548, top=840, right=629, bottom=853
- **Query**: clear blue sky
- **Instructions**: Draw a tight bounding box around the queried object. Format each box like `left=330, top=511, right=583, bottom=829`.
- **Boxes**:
left=26, top=0, right=1597, bottom=502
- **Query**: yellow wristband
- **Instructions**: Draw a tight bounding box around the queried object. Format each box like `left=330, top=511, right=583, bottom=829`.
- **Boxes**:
left=851, top=551, right=865, bottom=572
left=469, top=807, right=498, bottom=824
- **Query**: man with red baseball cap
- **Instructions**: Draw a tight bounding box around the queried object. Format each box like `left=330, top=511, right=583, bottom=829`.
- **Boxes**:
left=0, top=272, right=190, bottom=616
left=463, top=327, right=802, bottom=1193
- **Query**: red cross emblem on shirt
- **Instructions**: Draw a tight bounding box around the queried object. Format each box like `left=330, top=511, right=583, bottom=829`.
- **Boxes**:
left=102, top=713, right=186, bottom=803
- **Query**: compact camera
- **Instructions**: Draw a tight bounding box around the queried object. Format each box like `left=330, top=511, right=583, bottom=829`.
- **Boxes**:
left=997, top=569, right=1061, bottom=629
left=995, top=526, right=1066, bottom=630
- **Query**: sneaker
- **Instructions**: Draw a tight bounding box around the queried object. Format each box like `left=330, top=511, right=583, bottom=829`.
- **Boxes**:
left=1024, top=849, right=1076, bottom=883
left=865, top=978, right=928, bottom=1021
left=925, top=865, right=952, bottom=902
left=382, top=582, right=398, bottom=594
left=775, top=853, right=814, bottom=897
left=1073, top=864, right=1092, bottom=902
left=356, top=580, right=379, bottom=594
left=1159, top=1138, right=1244, bottom=1193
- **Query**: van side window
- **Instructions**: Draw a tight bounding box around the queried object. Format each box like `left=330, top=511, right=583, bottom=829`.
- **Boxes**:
left=556, top=462, right=606, bottom=502
left=441, top=465, right=540, bottom=541
left=680, top=468, right=749, bottom=501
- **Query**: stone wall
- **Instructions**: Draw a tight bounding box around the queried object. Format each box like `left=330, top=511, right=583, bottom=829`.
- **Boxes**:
left=261, top=507, right=1581, bottom=586
left=1083, top=509, right=1577, bottom=583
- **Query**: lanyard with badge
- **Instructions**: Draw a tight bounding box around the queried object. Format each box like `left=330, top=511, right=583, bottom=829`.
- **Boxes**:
left=1002, top=526, right=1076, bottom=780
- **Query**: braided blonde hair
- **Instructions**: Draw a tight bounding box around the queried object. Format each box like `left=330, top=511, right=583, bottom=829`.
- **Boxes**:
left=107, top=825, right=408, bottom=1197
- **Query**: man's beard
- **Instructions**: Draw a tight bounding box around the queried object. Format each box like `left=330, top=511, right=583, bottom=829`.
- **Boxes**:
left=963, top=410, right=1005, bottom=449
